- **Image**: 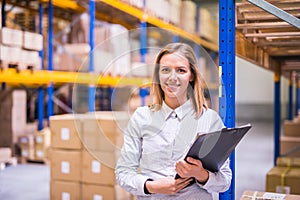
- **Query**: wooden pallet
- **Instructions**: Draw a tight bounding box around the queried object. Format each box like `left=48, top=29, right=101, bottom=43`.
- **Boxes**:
left=0, top=157, right=18, bottom=170
left=18, top=157, right=49, bottom=165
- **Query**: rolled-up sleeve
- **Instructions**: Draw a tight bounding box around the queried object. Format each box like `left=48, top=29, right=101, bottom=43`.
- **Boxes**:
left=198, top=159, right=232, bottom=193
left=115, top=108, right=151, bottom=196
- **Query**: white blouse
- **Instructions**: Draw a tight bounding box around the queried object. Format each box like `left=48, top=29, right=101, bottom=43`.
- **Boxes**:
left=115, top=100, right=232, bottom=200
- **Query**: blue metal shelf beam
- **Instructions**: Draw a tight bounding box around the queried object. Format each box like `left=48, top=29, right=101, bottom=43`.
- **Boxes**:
left=219, top=0, right=236, bottom=200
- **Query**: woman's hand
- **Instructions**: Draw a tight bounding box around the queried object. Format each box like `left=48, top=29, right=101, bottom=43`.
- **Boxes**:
left=146, top=176, right=193, bottom=195
left=175, top=157, right=209, bottom=184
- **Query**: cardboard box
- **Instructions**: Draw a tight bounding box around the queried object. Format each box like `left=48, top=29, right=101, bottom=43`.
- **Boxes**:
left=20, top=146, right=34, bottom=159
left=18, top=134, right=34, bottom=148
left=277, top=157, right=300, bottom=168
left=81, top=112, right=129, bottom=152
left=0, top=27, right=23, bottom=47
left=198, top=8, right=218, bottom=44
left=0, top=148, right=12, bottom=162
left=34, top=146, right=48, bottom=160
left=241, top=190, right=300, bottom=200
left=0, top=90, right=26, bottom=155
left=266, top=166, right=300, bottom=194
left=50, top=180, right=81, bottom=200
left=50, top=114, right=83, bottom=150
left=82, top=183, right=133, bottom=200
left=81, top=149, right=118, bottom=185
left=284, top=121, right=300, bottom=137
left=49, top=149, right=81, bottom=182
left=23, top=31, right=43, bottom=51
left=280, top=136, right=300, bottom=157
left=35, top=128, right=51, bottom=146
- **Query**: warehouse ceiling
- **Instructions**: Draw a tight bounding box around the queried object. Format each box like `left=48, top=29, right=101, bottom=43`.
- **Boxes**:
left=236, top=0, right=300, bottom=77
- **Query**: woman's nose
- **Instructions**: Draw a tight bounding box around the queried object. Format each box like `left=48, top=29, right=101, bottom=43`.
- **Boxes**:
left=169, top=70, right=177, bottom=80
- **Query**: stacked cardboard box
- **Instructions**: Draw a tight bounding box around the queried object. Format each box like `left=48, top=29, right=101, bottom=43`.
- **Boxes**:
left=197, top=8, right=219, bottom=44
left=280, top=120, right=300, bottom=157
left=49, top=112, right=133, bottom=200
left=34, top=128, right=51, bottom=161
left=267, top=118, right=300, bottom=195
left=240, top=190, right=300, bottom=200
left=266, top=157, right=300, bottom=195
left=0, top=27, right=43, bottom=70
left=180, top=0, right=197, bottom=34
left=0, top=90, right=27, bottom=156
left=49, top=114, right=83, bottom=200
left=18, top=134, right=35, bottom=160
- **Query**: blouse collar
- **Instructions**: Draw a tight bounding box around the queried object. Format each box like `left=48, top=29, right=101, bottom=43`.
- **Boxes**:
left=162, top=100, right=194, bottom=121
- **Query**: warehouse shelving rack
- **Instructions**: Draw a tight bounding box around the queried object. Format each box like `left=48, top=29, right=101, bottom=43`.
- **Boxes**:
left=4, top=0, right=300, bottom=200
left=1, top=0, right=219, bottom=122
left=236, top=2, right=300, bottom=192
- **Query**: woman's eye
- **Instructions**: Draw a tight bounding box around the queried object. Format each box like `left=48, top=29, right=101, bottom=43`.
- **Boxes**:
left=161, top=67, right=170, bottom=73
left=178, top=68, right=186, bottom=73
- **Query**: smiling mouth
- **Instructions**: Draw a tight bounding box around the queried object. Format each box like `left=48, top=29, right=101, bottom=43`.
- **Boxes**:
left=165, top=83, right=180, bottom=90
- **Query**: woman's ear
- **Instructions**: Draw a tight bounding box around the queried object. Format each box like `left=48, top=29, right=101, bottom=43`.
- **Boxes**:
left=189, top=74, right=194, bottom=82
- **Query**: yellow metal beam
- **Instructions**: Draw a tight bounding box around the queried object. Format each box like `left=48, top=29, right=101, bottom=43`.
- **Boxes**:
left=99, top=0, right=218, bottom=52
left=40, top=0, right=86, bottom=12
left=0, top=69, right=151, bottom=87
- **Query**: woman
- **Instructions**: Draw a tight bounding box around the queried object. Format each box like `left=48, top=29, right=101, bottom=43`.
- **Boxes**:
left=115, top=43, right=232, bottom=199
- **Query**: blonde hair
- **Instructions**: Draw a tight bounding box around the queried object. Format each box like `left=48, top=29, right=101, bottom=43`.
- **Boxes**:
left=150, top=43, right=207, bottom=118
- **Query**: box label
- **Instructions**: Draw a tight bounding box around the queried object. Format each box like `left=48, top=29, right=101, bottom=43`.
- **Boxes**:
left=276, top=186, right=290, bottom=194
left=61, top=128, right=70, bottom=141
left=36, top=150, right=44, bottom=158
left=62, top=192, right=70, bottom=200
left=94, top=194, right=103, bottom=200
left=35, top=136, right=43, bottom=144
left=263, top=192, right=286, bottom=199
left=92, top=160, right=101, bottom=174
left=22, top=149, right=28, bottom=157
left=61, top=161, right=70, bottom=174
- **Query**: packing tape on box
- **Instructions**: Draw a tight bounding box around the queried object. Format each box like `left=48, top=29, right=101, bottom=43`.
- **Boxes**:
left=280, top=158, right=291, bottom=194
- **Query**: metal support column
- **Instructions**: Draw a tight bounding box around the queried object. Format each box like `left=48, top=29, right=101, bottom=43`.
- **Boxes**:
left=47, top=0, right=54, bottom=123
left=297, top=78, right=300, bottom=116
left=38, top=3, right=44, bottom=130
left=1, top=0, right=6, bottom=90
left=140, top=0, right=147, bottom=106
left=219, top=0, right=236, bottom=200
left=288, top=72, right=293, bottom=120
left=88, top=0, right=96, bottom=112
left=274, top=71, right=281, bottom=165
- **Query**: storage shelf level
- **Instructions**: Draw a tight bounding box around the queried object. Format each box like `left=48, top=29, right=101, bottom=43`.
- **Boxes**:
left=0, top=69, right=151, bottom=87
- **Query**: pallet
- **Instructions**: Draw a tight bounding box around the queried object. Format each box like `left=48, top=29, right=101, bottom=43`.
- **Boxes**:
left=18, top=157, right=49, bottom=165
left=0, top=157, right=18, bottom=170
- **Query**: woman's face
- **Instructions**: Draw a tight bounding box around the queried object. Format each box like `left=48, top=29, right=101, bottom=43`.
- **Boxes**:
left=159, top=53, right=193, bottom=104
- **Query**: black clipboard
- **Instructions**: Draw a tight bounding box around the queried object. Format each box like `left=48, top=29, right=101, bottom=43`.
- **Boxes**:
left=175, top=124, right=251, bottom=179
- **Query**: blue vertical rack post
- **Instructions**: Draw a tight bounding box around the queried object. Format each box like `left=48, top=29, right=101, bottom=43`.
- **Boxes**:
left=288, top=72, right=293, bottom=120
left=47, top=0, right=54, bottom=123
left=297, top=78, right=300, bottom=116
left=38, top=3, right=44, bottom=130
left=140, top=0, right=147, bottom=106
left=88, top=0, right=96, bottom=112
left=274, top=71, right=281, bottom=165
left=219, top=0, right=236, bottom=200
left=1, top=0, right=6, bottom=90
